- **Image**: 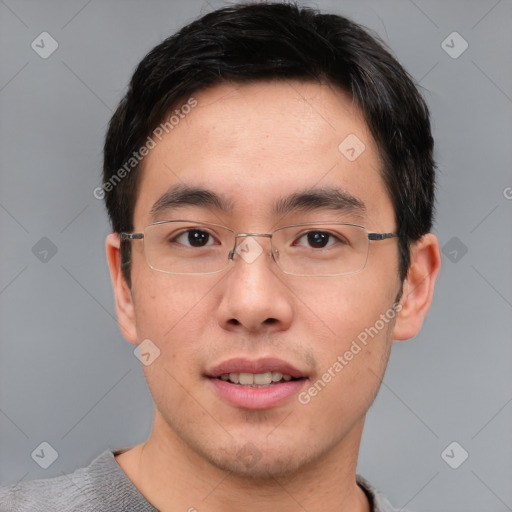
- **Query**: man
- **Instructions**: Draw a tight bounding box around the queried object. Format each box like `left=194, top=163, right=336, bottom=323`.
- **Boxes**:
left=0, top=2, right=441, bottom=511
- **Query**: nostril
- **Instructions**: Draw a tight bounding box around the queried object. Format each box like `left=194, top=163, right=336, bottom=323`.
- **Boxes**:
left=228, top=319, right=241, bottom=326
left=264, top=318, right=278, bottom=325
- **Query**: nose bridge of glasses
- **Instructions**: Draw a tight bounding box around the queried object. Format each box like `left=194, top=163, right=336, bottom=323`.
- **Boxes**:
left=236, top=232, right=273, bottom=240
left=227, top=232, right=274, bottom=261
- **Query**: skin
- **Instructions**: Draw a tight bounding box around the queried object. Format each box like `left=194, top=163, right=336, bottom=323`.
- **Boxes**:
left=106, top=80, right=441, bottom=512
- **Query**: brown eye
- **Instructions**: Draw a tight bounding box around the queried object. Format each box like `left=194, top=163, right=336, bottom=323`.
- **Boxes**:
left=295, top=230, right=337, bottom=249
left=307, top=231, right=331, bottom=248
left=173, top=229, right=214, bottom=247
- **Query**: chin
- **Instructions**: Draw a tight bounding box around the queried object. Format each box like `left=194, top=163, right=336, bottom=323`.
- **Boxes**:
left=207, top=447, right=310, bottom=480
left=191, top=429, right=334, bottom=482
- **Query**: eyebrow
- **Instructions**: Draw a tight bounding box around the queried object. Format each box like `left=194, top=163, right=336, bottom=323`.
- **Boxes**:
left=150, top=184, right=365, bottom=219
left=273, top=187, right=366, bottom=217
left=150, top=184, right=233, bottom=219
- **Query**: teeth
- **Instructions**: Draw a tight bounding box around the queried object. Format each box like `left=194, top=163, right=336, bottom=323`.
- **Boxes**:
left=219, top=372, right=295, bottom=385
left=271, top=371, right=283, bottom=382
left=239, top=373, right=254, bottom=385
left=254, top=372, right=272, bottom=385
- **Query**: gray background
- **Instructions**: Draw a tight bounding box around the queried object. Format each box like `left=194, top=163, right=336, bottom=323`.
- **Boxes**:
left=0, top=0, right=511, bottom=510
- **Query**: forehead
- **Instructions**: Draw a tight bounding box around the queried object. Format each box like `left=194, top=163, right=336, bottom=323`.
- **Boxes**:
left=134, top=80, right=393, bottom=227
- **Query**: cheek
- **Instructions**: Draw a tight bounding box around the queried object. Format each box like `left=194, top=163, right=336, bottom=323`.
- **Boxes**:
left=289, top=274, right=395, bottom=339
left=133, top=275, right=217, bottom=406
left=132, top=270, right=220, bottom=340
left=131, top=276, right=222, bottom=402
left=289, top=277, right=396, bottom=393
left=298, top=314, right=394, bottom=431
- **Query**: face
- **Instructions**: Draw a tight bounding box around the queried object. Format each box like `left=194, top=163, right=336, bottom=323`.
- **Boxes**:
left=116, top=81, right=405, bottom=478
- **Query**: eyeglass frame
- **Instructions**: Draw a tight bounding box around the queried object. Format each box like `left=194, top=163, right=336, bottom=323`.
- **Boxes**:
left=120, top=219, right=399, bottom=277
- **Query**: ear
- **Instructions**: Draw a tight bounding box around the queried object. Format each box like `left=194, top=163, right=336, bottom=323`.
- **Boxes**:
left=393, top=233, right=441, bottom=341
left=106, top=233, right=138, bottom=345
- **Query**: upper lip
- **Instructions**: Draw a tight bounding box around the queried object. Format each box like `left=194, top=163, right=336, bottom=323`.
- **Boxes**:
left=206, top=357, right=307, bottom=379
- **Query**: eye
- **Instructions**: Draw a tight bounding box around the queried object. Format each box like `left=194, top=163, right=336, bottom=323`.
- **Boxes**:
left=295, top=230, right=338, bottom=249
left=173, top=229, right=216, bottom=248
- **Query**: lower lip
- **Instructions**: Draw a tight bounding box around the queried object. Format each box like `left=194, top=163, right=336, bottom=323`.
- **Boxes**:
left=209, top=378, right=307, bottom=410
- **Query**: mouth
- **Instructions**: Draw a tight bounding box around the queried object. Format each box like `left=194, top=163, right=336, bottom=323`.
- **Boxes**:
left=216, top=371, right=300, bottom=387
left=206, top=357, right=307, bottom=382
left=206, top=357, right=308, bottom=410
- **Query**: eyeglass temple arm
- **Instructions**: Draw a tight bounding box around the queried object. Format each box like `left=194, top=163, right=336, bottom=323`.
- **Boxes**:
left=120, top=231, right=397, bottom=242
left=120, top=233, right=144, bottom=240
left=368, top=233, right=398, bottom=241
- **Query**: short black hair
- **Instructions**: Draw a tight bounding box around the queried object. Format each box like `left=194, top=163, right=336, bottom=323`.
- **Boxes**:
left=103, top=1, right=435, bottom=286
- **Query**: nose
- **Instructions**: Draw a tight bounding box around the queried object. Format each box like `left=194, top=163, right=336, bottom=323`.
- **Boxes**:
left=216, top=236, right=294, bottom=334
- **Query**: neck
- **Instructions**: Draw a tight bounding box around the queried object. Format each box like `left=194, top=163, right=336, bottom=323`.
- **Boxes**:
left=116, top=411, right=370, bottom=512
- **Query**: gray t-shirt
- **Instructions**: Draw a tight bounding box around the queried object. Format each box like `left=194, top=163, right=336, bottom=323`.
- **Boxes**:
left=0, top=450, right=401, bottom=511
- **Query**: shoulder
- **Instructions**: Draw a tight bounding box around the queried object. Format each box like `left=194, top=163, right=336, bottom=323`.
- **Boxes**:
left=357, top=474, right=405, bottom=512
left=0, top=450, right=157, bottom=512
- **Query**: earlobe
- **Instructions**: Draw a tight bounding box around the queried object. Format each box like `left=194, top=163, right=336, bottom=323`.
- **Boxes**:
left=105, top=233, right=138, bottom=345
left=393, top=233, right=441, bottom=341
